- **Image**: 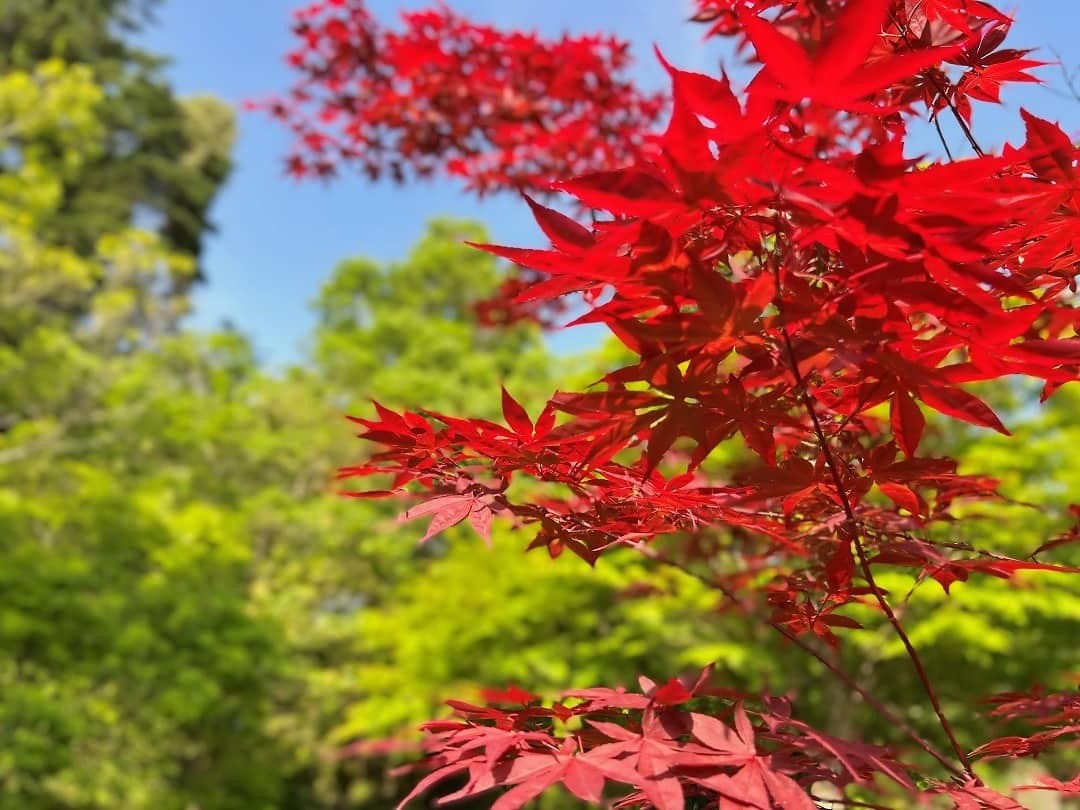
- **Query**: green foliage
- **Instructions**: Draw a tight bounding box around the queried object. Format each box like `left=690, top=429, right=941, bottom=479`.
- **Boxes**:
left=0, top=0, right=232, bottom=278
left=337, top=531, right=716, bottom=742
left=313, top=219, right=550, bottom=415
left=0, top=48, right=279, bottom=810
left=0, top=468, right=283, bottom=810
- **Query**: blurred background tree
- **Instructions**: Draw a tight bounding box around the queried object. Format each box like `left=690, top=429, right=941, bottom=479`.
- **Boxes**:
left=0, top=1, right=1075, bottom=809
left=0, top=0, right=232, bottom=283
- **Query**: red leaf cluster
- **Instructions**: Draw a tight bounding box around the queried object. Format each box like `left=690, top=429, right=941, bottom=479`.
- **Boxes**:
left=284, top=0, right=1080, bottom=806
left=971, top=685, right=1080, bottom=760
left=396, top=667, right=916, bottom=810
left=256, top=0, right=666, bottom=192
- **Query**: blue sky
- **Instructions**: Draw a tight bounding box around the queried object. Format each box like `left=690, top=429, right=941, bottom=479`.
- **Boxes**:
left=143, top=0, right=1079, bottom=367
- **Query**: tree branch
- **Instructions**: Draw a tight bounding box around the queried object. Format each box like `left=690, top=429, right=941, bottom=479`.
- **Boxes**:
left=774, top=296, right=976, bottom=779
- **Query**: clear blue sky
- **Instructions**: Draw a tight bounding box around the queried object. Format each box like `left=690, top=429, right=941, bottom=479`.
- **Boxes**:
left=143, top=0, right=1079, bottom=367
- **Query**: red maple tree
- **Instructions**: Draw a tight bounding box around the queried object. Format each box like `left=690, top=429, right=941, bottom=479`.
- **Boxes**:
left=269, top=1, right=1079, bottom=806
left=254, top=0, right=666, bottom=192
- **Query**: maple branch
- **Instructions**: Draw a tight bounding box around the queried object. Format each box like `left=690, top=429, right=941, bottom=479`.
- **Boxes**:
left=930, top=80, right=985, bottom=158
left=1047, top=48, right=1080, bottom=103
left=932, top=115, right=955, bottom=162
left=633, top=543, right=963, bottom=777
left=889, top=10, right=986, bottom=158
left=760, top=219, right=976, bottom=779
left=774, top=320, right=977, bottom=779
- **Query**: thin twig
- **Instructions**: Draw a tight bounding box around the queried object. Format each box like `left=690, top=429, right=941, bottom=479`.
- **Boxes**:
left=810, top=793, right=899, bottom=810
left=1047, top=48, right=1080, bottom=103
left=888, top=10, right=986, bottom=158
left=932, top=115, right=955, bottom=162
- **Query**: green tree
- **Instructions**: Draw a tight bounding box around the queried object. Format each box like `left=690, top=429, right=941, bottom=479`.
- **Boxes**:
left=0, top=57, right=285, bottom=810
left=0, top=0, right=232, bottom=282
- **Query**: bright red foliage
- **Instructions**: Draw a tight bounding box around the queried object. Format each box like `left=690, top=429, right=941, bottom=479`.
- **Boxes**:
left=393, top=667, right=916, bottom=810
left=257, top=0, right=666, bottom=192
left=971, top=685, right=1080, bottom=760
left=280, top=0, right=1080, bottom=806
